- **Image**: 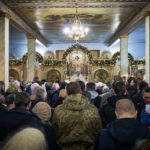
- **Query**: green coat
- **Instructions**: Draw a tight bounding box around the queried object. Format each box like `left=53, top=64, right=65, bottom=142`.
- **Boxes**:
left=52, top=93, right=102, bottom=150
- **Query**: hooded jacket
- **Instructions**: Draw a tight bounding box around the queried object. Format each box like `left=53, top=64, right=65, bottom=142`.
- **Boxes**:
left=100, top=95, right=129, bottom=127
left=97, top=118, right=150, bottom=150
left=53, top=93, right=102, bottom=150
left=0, top=108, right=43, bottom=142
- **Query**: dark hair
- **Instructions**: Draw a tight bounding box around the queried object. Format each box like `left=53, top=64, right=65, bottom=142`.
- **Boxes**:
left=0, top=81, right=4, bottom=85
left=15, top=92, right=30, bottom=108
left=86, top=82, right=96, bottom=91
left=45, top=82, right=53, bottom=91
left=33, top=77, right=39, bottom=82
left=41, top=79, right=47, bottom=85
left=7, top=94, right=16, bottom=105
left=36, top=88, right=45, bottom=100
left=59, top=82, right=67, bottom=89
left=138, top=81, right=148, bottom=92
left=142, top=87, right=150, bottom=96
left=114, top=81, right=126, bottom=95
left=0, top=94, right=5, bottom=104
left=134, top=139, right=150, bottom=150
left=77, top=81, right=85, bottom=91
left=66, top=82, right=81, bottom=95
left=128, top=77, right=136, bottom=84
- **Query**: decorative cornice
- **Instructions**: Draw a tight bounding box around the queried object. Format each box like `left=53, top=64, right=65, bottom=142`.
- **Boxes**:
left=145, top=11, right=150, bottom=18
left=120, top=35, right=129, bottom=38
left=108, top=2, right=150, bottom=46
left=0, top=1, right=47, bottom=47
left=6, top=1, right=148, bottom=8
left=0, top=11, right=11, bottom=19
left=27, top=35, right=36, bottom=39
left=6, top=0, right=148, bottom=2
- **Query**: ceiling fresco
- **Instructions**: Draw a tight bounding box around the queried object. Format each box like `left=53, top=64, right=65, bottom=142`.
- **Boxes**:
left=2, top=0, right=149, bottom=45
left=1, top=0, right=149, bottom=60
left=10, top=7, right=134, bottom=44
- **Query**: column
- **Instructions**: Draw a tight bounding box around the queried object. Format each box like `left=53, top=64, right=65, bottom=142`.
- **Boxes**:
left=27, top=35, right=36, bottom=82
left=145, top=12, right=150, bottom=84
left=120, top=35, right=129, bottom=77
left=0, top=12, right=10, bottom=90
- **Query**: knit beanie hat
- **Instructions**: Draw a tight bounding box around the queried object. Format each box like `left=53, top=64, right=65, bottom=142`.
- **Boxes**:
left=32, top=102, right=51, bottom=122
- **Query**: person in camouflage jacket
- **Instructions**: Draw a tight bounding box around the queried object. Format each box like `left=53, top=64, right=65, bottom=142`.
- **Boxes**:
left=52, top=82, right=102, bottom=150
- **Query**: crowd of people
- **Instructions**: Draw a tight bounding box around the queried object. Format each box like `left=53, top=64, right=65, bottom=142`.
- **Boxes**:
left=0, top=75, right=150, bottom=150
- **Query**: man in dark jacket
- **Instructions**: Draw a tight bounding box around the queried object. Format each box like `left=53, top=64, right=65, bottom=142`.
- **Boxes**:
left=100, top=81, right=129, bottom=127
left=0, top=92, right=43, bottom=142
left=86, top=82, right=101, bottom=108
left=97, top=99, right=150, bottom=150
left=132, top=81, right=148, bottom=120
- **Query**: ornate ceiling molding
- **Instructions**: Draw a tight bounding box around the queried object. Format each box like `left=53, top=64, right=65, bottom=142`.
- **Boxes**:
left=0, top=1, right=47, bottom=47
left=4, top=0, right=149, bottom=2
left=5, top=1, right=148, bottom=8
left=108, top=2, right=150, bottom=46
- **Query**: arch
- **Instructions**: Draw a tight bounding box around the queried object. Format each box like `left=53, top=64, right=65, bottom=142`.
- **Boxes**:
left=62, top=43, right=93, bottom=64
left=101, top=50, right=112, bottom=59
left=9, top=69, right=19, bottom=80
left=22, top=52, right=43, bottom=64
left=47, top=69, right=61, bottom=82
left=112, top=51, right=134, bottom=63
left=94, top=69, right=109, bottom=82
left=43, top=51, right=55, bottom=60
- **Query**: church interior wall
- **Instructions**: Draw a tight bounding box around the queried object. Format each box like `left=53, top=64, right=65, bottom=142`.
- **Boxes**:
left=9, top=41, right=145, bottom=61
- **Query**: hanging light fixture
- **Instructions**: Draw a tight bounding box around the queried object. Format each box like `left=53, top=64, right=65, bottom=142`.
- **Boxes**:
left=64, top=7, right=89, bottom=42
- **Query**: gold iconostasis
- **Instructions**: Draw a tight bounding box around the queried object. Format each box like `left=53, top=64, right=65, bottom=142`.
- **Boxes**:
left=9, top=44, right=145, bottom=83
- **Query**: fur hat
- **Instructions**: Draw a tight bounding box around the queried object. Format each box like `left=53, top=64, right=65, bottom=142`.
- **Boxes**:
left=32, top=102, right=51, bottom=122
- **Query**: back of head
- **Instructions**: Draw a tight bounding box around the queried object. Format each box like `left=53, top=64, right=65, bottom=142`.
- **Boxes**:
left=139, top=81, right=148, bottom=92
left=78, top=80, right=85, bottom=91
left=59, top=89, right=67, bottom=98
left=142, top=87, right=150, bottom=96
left=128, top=77, right=136, bottom=84
left=86, top=82, right=96, bottom=91
left=33, top=76, right=39, bottom=83
left=66, top=82, right=81, bottom=95
left=32, top=102, right=51, bottom=122
left=7, top=94, right=16, bottom=105
left=45, top=82, right=53, bottom=91
left=52, top=83, right=59, bottom=91
left=2, top=127, right=47, bottom=150
left=7, top=82, right=20, bottom=94
left=115, top=99, right=136, bottom=118
left=113, top=81, right=126, bottom=95
left=0, top=81, right=4, bottom=89
left=15, top=92, right=30, bottom=108
left=0, top=94, right=5, bottom=105
left=134, top=139, right=150, bottom=150
left=59, top=82, right=67, bottom=89
left=31, top=83, right=41, bottom=96
left=35, top=87, right=46, bottom=100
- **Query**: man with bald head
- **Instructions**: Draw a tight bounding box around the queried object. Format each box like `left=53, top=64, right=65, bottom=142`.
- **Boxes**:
left=97, top=99, right=150, bottom=150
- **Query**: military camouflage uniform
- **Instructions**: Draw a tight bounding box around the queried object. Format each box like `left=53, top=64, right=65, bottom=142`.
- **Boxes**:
left=52, top=93, right=102, bottom=150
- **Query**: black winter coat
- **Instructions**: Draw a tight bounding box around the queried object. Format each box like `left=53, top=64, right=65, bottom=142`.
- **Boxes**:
left=96, top=118, right=150, bottom=150
left=100, top=95, right=129, bottom=127
left=0, top=108, right=43, bottom=142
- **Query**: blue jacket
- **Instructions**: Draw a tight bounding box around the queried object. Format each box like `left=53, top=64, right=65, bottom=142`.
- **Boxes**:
left=141, top=109, right=150, bottom=126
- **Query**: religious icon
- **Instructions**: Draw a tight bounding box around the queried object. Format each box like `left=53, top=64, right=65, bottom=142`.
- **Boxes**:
left=94, top=69, right=109, bottom=82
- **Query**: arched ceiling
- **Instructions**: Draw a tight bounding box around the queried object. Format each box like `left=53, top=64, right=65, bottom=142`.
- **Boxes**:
left=1, top=0, right=150, bottom=46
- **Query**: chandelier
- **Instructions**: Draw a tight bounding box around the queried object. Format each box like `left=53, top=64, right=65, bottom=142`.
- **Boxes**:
left=64, top=8, right=89, bottom=42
